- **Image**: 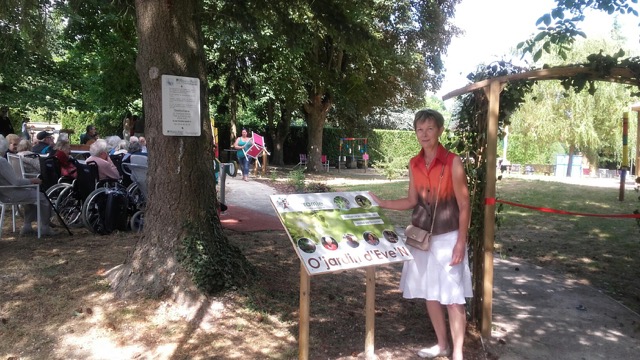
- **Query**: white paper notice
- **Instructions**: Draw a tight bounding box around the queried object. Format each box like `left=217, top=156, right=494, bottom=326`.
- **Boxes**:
left=161, top=75, right=201, bottom=136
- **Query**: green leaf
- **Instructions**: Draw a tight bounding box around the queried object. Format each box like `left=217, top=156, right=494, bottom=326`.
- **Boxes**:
left=551, top=8, right=565, bottom=20
left=533, top=49, right=543, bottom=62
left=536, top=14, right=552, bottom=26
left=534, top=31, right=548, bottom=41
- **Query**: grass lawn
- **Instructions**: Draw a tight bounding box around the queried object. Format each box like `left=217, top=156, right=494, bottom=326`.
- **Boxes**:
left=334, top=173, right=640, bottom=314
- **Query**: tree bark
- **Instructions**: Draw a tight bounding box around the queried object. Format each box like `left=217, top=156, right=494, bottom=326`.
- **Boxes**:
left=229, top=77, right=238, bottom=144
left=303, top=92, right=332, bottom=172
left=268, top=100, right=291, bottom=166
left=110, top=0, right=253, bottom=300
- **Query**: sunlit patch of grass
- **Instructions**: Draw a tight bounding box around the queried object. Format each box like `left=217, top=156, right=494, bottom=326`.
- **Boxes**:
left=494, top=177, right=640, bottom=313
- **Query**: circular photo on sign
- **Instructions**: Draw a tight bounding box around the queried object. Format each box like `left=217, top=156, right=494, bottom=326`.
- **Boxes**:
left=363, top=231, right=380, bottom=246
left=343, top=233, right=359, bottom=248
left=321, top=236, right=339, bottom=251
left=382, top=229, right=399, bottom=243
left=297, top=238, right=317, bottom=254
left=333, top=196, right=351, bottom=210
left=354, top=195, right=372, bottom=208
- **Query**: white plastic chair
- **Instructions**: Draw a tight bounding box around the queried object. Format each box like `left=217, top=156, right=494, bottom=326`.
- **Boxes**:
left=0, top=184, right=42, bottom=239
left=7, top=153, right=39, bottom=179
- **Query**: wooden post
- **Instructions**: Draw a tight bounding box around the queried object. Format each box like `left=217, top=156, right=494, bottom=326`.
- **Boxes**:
left=299, top=264, right=310, bottom=360
left=620, top=112, right=629, bottom=201
left=632, top=104, right=640, bottom=178
left=480, top=80, right=501, bottom=338
left=364, top=266, right=376, bottom=359
left=637, top=111, right=640, bottom=178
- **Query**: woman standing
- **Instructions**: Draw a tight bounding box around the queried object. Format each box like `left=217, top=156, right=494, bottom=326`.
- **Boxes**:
left=370, top=109, right=472, bottom=360
left=233, top=128, right=252, bottom=181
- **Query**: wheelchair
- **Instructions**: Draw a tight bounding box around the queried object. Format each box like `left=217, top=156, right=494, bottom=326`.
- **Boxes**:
left=82, top=184, right=131, bottom=234
left=54, top=161, right=121, bottom=231
left=120, top=160, right=148, bottom=232
left=40, top=156, right=75, bottom=206
left=82, top=155, right=147, bottom=234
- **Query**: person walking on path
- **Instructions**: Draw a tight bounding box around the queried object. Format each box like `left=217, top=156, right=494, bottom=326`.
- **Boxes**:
left=370, top=109, right=472, bottom=360
left=233, top=128, right=252, bottom=182
left=21, top=119, right=30, bottom=140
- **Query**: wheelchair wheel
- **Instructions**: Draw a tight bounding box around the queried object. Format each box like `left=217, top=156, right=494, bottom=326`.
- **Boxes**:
left=82, top=187, right=108, bottom=233
left=130, top=210, right=144, bottom=232
left=55, top=186, right=83, bottom=226
left=126, top=182, right=145, bottom=210
left=46, top=183, right=71, bottom=205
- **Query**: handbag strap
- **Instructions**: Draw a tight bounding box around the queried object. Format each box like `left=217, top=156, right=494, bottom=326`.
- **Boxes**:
left=428, top=153, right=449, bottom=233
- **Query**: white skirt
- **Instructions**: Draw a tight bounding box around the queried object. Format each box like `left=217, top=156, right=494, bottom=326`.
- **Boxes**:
left=399, top=230, right=473, bottom=305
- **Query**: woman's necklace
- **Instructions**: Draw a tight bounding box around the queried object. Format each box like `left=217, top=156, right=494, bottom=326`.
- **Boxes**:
left=425, top=155, right=435, bottom=169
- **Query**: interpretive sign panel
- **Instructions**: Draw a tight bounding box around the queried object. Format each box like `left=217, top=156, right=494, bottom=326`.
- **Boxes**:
left=161, top=75, right=201, bottom=136
left=270, top=191, right=413, bottom=275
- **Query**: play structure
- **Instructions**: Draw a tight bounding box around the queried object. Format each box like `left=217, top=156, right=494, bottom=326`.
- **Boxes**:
left=338, top=137, right=369, bottom=172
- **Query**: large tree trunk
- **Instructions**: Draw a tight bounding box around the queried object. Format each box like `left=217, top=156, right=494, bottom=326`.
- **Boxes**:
left=229, top=77, right=238, bottom=144
left=268, top=100, right=291, bottom=166
left=110, top=0, right=253, bottom=299
left=303, top=92, right=331, bottom=172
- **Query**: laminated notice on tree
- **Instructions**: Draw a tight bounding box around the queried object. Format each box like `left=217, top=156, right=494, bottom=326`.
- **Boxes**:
left=270, top=191, right=413, bottom=275
left=161, top=75, right=201, bottom=136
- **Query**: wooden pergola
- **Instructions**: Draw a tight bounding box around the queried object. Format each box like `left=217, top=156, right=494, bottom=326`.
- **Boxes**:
left=442, top=65, right=640, bottom=338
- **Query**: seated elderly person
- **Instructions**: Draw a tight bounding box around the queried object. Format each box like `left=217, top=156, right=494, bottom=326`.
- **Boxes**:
left=53, top=139, right=77, bottom=179
left=5, top=133, right=20, bottom=156
left=105, top=135, right=122, bottom=155
left=112, top=140, right=128, bottom=155
left=122, top=141, right=147, bottom=163
left=139, top=136, right=147, bottom=153
left=85, top=139, right=121, bottom=181
left=0, top=135, right=55, bottom=236
left=16, top=139, right=40, bottom=175
left=31, top=131, right=56, bottom=156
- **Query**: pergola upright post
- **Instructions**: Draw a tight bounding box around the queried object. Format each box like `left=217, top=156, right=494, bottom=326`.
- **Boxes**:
left=480, top=80, right=501, bottom=338
left=632, top=103, right=640, bottom=178
left=620, top=112, right=629, bottom=201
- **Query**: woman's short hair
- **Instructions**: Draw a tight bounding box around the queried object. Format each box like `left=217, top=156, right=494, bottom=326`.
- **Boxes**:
left=89, top=139, right=109, bottom=156
left=5, top=133, right=19, bottom=145
left=413, top=109, right=445, bottom=130
left=16, top=139, right=32, bottom=152
left=128, top=141, right=142, bottom=153
left=115, top=140, right=128, bottom=151
left=106, top=136, right=121, bottom=150
left=0, top=135, right=8, bottom=154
